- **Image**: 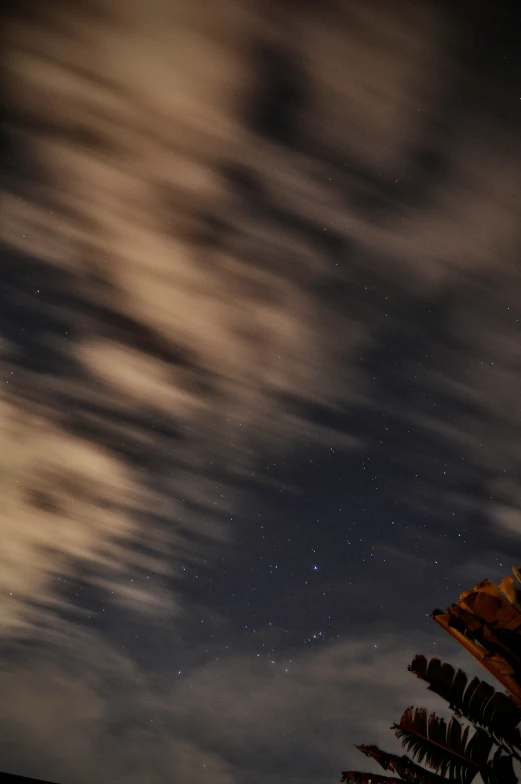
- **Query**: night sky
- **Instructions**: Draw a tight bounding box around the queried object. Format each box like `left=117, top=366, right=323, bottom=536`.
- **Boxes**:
left=2, top=1, right=521, bottom=783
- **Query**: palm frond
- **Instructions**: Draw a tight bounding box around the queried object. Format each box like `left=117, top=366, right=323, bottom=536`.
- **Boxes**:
left=500, top=576, right=521, bottom=613
left=340, top=773, right=401, bottom=783
left=355, top=743, right=449, bottom=783
left=392, top=706, right=492, bottom=784
left=408, top=654, right=521, bottom=749
left=431, top=606, right=521, bottom=708
left=485, top=744, right=519, bottom=784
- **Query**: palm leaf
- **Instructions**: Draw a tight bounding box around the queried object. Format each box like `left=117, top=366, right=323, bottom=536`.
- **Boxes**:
left=500, top=576, right=521, bottom=613
left=355, top=744, right=448, bottom=783
left=408, top=654, right=521, bottom=749
left=392, top=706, right=492, bottom=784
left=431, top=607, right=521, bottom=708
left=340, top=773, right=401, bottom=783
left=485, top=745, right=519, bottom=784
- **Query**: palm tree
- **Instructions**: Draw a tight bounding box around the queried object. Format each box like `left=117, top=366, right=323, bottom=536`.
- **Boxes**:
left=431, top=568, right=521, bottom=707
left=408, top=654, right=521, bottom=759
left=340, top=567, right=521, bottom=783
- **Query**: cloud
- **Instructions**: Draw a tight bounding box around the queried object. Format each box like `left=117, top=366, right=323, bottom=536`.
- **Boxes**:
left=0, top=625, right=485, bottom=784
left=0, top=395, right=139, bottom=633
left=2, top=0, right=375, bottom=635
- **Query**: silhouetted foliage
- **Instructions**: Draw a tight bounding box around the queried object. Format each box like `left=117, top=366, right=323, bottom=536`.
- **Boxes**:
left=341, top=567, right=521, bottom=783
